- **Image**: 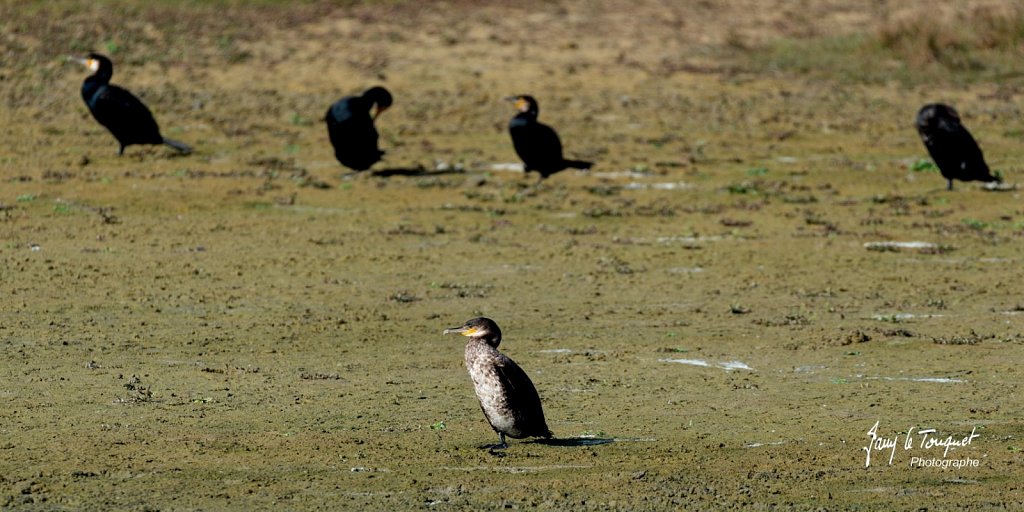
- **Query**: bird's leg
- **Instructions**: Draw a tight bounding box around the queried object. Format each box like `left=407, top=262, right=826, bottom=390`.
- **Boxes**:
left=481, top=432, right=509, bottom=450
left=118, top=145, right=126, bottom=156
left=947, top=179, right=954, bottom=191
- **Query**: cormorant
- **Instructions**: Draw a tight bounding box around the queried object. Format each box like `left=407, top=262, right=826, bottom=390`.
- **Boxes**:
left=325, top=86, right=392, bottom=171
left=508, top=95, right=592, bottom=180
left=915, top=103, right=1000, bottom=190
left=70, top=53, right=192, bottom=155
left=444, top=317, right=553, bottom=449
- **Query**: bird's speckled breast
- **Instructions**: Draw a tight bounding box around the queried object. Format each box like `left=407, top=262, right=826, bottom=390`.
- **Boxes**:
left=464, top=341, right=518, bottom=435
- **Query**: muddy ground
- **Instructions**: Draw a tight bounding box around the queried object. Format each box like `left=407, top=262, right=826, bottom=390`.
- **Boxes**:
left=2, top=1, right=1024, bottom=509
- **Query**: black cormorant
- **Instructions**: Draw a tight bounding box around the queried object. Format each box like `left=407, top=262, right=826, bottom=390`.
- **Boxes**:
left=444, top=317, right=553, bottom=449
left=70, top=53, right=192, bottom=155
left=915, top=103, right=1000, bottom=190
left=508, top=95, right=592, bottom=180
left=325, top=86, right=392, bottom=171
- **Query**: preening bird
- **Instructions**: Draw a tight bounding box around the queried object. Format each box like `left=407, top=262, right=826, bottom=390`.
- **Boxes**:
left=70, top=53, right=191, bottom=155
left=915, top=103, right=1000, bottom=190
left=508, top=95, right=592, bottom=180
left=444, top=317, right=553, bottom=449
left=325, top=86, right=392, bottom=171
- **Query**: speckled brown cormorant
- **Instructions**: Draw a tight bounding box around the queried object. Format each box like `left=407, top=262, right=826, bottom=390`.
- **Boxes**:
left=915, top=103, right=1000, bottom=190
left=444, top=317, right=553, bottom=449
left=508, top=95, right=592, bottom=180
left=70, top=53, right=192, bottom=155
left=325, top=86, right=392, bottom=171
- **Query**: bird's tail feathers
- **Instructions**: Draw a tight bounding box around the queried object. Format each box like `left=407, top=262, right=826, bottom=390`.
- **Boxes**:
left=162, top=138, right=193, bottom=154
left=563, top=159, right=592, bottom=170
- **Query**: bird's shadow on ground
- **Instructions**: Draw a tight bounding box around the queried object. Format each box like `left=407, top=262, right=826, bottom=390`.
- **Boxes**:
left=483, top=437, right=616, bottom=457
left=370, top=166, right=464, bottom=177
left=532, top=437, right=616, bottom=447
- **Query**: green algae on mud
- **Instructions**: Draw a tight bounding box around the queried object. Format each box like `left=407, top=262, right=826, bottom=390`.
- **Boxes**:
left=3, top=0, right=1024, bottom=509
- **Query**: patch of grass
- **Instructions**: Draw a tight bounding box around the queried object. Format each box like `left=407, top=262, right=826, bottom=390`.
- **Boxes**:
left=587, top=185, right=620, bottom=197
left=290, top=112, right=313, bottom=126
left=103, top=39, right=120, bottom=55
left=16, top=194, right=35, bottom=202
left=746, top=167, right=769, bottom=177
left=962, top=218, right=990, bottom=230
left=745, top=5, right=1024, bottom=85
left=911, top=159, right=938, bottom=172
left=727, top=182, right=759, bottom=195
left=2, top=1, right=337, bottom=75
left=242, top=201, right=273, bottom=210
left=582, top=206, right=621, bottom=218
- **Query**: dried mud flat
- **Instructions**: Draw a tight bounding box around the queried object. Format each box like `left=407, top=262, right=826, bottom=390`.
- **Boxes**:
left=2, top=1, right=1024, bottom=510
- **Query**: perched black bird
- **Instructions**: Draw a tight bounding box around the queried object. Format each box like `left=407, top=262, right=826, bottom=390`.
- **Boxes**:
left=444, top=317, right=553, bottom=449
left=70, top=53, right=191, bottom=155
left=915, top=103, right=1000, bottom=190
left=325, top=86, right=392, bottom=171
left=508, top=95, right=592, bottom=180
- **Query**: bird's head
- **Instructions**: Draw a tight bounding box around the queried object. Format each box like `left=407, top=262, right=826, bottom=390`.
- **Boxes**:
left=68, top=53, right=111, bottom=75
left=364, top=86, right=393, bottom=119
left=507, top=95, right=539, bottom=117
left=444, top=317, right=502, bottom=347
left=915, top=103, right=960, bottom=135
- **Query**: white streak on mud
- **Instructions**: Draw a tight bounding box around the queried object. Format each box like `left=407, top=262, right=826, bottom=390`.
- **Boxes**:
left=870, top=313, right=944, bottom=321
left=656, top=235, right=722, bottom=244
left=623, top=181, right=693, bottom=190
left=488, top=162, right=525, bottom=172
left=745, top=440, right=786, bottom=448
left=863, top=241, right=937, bottom=250
left=660, top=358, right=754, bottom=371
left=667, top=266, right=704, bottom=273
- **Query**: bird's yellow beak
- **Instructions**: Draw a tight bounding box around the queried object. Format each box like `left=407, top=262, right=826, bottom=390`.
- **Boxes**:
left=443, top=325, right=477, bottom=336
left=69, top=56, right=99, bottom=72
left=514, top=98, right=529, bottom=112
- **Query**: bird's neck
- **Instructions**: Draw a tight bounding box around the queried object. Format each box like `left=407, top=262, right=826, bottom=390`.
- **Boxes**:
left=467, top=336, right=501, bottom=350
left=81, top=76, right=108, bottom=103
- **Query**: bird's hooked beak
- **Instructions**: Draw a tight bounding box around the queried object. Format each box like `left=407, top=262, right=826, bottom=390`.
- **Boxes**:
left=373, top=105, right=389, bottom=120
left=68, top=55, right=99, bottom=72
left=443, top=324, right=478, bottom=336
